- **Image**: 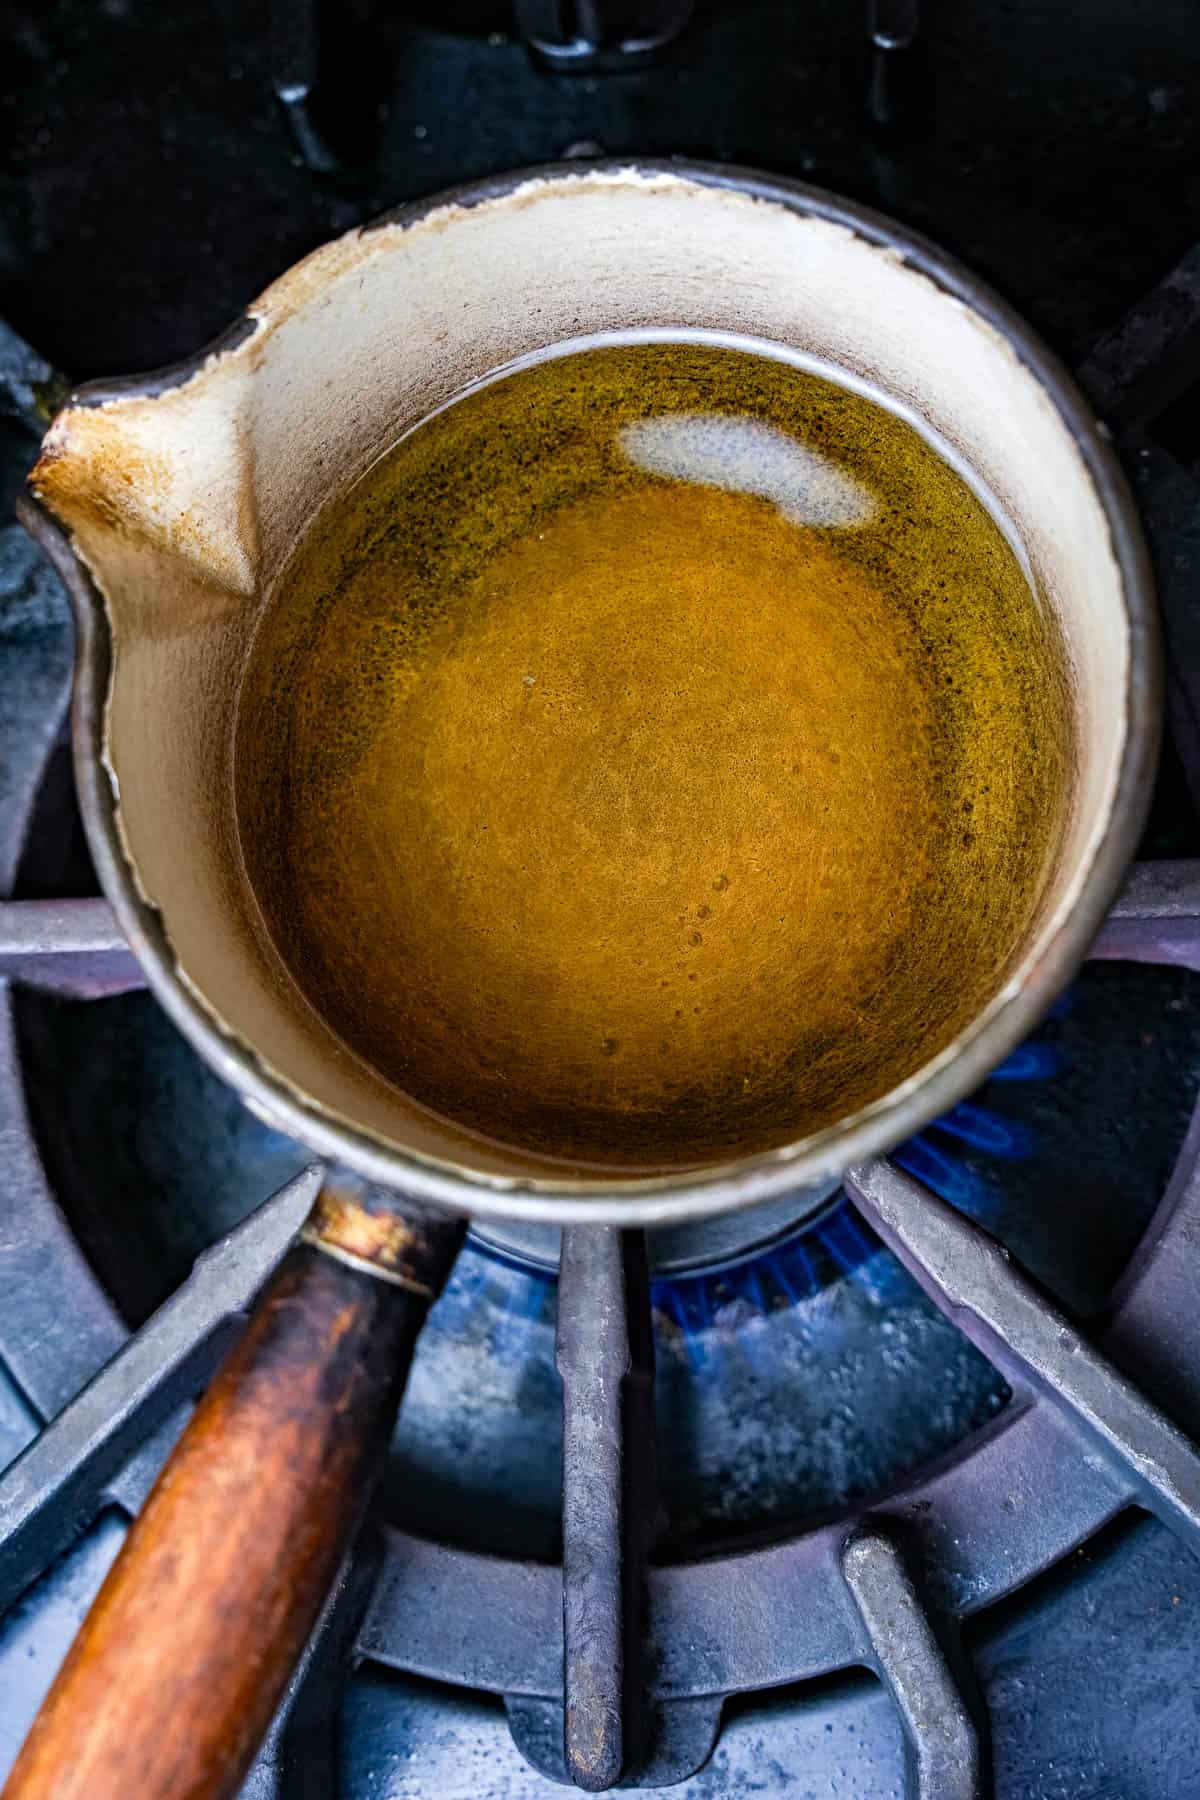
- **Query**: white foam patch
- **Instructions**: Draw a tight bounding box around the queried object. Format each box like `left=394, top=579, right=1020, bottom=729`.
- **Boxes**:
left=619, top=411, right=876, bottom=528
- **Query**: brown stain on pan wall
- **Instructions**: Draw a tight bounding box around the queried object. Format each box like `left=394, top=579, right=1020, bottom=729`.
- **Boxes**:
left=33, top=431, right=174, bottom=543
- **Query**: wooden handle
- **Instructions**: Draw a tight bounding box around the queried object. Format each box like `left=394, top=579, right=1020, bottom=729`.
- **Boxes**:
left=2, top=1184, right=464, bottom=1800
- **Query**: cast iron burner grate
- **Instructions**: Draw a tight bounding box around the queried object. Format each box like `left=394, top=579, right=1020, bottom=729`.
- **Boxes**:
left=4, top=238, right=1200, bottom=1796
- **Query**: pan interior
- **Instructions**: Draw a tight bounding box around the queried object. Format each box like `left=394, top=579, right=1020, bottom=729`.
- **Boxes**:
left=234, top=332, right=1073, bottom=1175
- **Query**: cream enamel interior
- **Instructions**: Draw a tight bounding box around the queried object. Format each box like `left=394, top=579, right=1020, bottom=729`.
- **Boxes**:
left=34, top=168, right=1131, bottom=1198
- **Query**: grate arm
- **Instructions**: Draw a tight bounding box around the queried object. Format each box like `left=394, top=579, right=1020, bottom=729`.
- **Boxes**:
left=842, top=1526, right=984, bottom=1800
left=0, top=898, right=143, bottom=997
left=847, top=1158, right=1200, bottom=1554
left=556, top=1225, right=656, bottom=1791
left=1089, top=858, right=1200, bottom=972
left=0, top=1168, right=319, bottom=1615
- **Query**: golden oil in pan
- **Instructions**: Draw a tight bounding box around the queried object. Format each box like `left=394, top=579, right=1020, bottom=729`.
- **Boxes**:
left=235, top=335, right=1073, bottom=1173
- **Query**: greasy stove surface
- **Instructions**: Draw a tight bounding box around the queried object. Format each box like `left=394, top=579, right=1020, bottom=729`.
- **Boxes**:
left=3, top=3, right=1200, bottom=1796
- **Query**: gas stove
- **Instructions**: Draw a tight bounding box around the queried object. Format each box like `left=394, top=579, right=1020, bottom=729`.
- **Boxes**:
left=4, top=4, right=1200, bottom=1795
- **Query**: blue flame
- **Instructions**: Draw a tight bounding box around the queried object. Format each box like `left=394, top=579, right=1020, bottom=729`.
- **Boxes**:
left=763, top=1237, right=818, bottom=1305
left=932, top=1100, right=1035, bottom=1158
left=894, top=1133, right=995, bottom=1214
left=987, top=1041, right=1062, bottom=1081
left=448, top=1010, right=1064, bottom=1362
left=643, top=1016, right=1061, bottom=1349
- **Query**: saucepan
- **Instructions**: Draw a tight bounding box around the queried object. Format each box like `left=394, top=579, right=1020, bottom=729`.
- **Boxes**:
left=7, top=161, right=1157, bottom=1799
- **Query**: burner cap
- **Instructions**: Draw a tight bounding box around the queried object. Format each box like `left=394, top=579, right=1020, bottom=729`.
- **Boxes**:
left=469, top=1180, right=843, bottom=1279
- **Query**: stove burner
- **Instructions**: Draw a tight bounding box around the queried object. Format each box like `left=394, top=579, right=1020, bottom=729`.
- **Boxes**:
left=471, top=1027, right=1058, bottom=1282
left=470, top=1183, right=843, bottom=1280
left=6, top=19, right=1200, bottom=1777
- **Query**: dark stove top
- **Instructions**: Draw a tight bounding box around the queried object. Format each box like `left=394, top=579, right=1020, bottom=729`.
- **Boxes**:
left=4, top=4, right=1200, bottom=1795
left=2, top=0, right=1200, bottom=385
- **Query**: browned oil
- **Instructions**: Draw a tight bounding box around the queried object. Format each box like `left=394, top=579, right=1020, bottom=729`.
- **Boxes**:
left=234, top=336, right=1073, bottom=1173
